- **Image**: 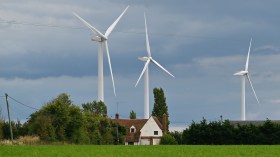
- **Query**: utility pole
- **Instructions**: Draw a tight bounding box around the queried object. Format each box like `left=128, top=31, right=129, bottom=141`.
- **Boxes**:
left=116, top=101, right=119, bottom=114
left=116, top=125, right=119, bottom=145
left=5, top=93, right=13, bottom=141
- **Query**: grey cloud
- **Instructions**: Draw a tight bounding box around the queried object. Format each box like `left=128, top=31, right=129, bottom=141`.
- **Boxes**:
left=1, top=0, right=280, bottom=123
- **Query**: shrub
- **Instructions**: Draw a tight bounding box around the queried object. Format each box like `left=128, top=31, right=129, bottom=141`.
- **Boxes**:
left=17, top=136, right=40, bottom=145
left=160, top=133, right=178, bottom=145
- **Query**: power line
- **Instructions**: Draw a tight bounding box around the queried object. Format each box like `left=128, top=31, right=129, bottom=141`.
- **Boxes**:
left=0, top=19, right=85, bottom=30
left=7, top=95, right=38, bottom=111
left=0, top=19, right=188, bottom=37
left=0, top=19, right=226, bottom=40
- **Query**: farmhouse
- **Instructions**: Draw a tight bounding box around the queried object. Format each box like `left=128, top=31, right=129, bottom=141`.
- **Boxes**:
left=111, top=114, right=167, bottom=145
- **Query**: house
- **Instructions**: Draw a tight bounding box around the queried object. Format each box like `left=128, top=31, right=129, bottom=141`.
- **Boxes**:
left=111, top=114, right=167, bottom=145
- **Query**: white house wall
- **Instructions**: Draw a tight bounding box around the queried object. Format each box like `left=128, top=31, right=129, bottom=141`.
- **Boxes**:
left=140, top=117, right=163, bottom=137
left=153, top=139, right=160, bottom=145
left=140, top=139, right=150, bottom=145
left=125, top=142, right=139, bottom=145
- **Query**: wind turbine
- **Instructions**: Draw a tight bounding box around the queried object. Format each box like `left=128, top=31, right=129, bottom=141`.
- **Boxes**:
left=234, top=38, right=260, bottom=121
left=73, top=6, right=129, bottom=102
left=135, top=13, right=175, bottom=119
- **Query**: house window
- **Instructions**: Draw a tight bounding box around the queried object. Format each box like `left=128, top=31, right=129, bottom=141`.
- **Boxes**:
left=130, top=126, right=136, bottom=133
left=154, top=131, right=158, bottom=135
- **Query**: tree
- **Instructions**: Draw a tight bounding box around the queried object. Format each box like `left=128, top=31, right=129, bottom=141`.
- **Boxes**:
left=82, top=101, right=107, bottom=115
left=27, top=93, right=82, bottom=142
left=0, top=105, right=3, bottom=120
left=65, top=105, right=86, bottom=143
left=152, top=87, right=170, bottom=131
left=0, top=106, right=3, bottom=139
left=15, top=93, right=125, bottom=145
left=0, top=120, right=3, bottom=140
left=170, top=131, right=183, bottom=144
left=130, top=110, right=136, bottom=119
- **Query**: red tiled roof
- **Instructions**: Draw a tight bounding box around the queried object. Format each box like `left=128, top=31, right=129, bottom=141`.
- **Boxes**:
left=152, top=116, right=164, bottom=131
left=112, top=118, right=147, bottom=142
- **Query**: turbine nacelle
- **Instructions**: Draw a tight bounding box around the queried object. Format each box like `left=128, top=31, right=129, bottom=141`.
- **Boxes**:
left=234, top=70, right=248, bottom=76
left=91, top=36, right=106, bottom=42
left=138, top=56, right=150, bottom=62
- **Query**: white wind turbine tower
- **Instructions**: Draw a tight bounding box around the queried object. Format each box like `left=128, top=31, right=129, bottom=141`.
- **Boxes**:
left=73, top=6, right=129, bottom=102
left=135, top=13, right=175, bottom=119
left=234, top=38, right=260, bottom=121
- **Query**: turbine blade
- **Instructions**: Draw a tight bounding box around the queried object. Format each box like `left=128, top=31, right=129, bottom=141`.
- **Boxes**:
left=234, top=71, right=243, bottom=76
left=135, top=59, right=150, bottom=87
left=246, top=74, right=260, bottom=104
left=73, top=12, right=107, bottom=39
left=105, top=5, right=129, bottom=37
left=104, top=41, right=116, bottom=96
left=151, top=58, right=175, bottom=78
left=245, top=38, right=252, bottom=71
left=144, top=12, right=151, bottom=57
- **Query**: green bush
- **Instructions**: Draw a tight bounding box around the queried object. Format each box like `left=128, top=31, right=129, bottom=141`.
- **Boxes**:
left=160, top=133, right=178, bottom=145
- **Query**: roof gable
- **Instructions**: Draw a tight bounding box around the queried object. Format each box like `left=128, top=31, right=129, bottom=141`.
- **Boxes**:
left=140, top=116, right=163, bottom=137
left=152, top=116, right=164, bottom=131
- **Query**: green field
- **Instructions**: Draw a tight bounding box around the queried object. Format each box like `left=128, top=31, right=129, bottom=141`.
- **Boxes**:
left=0, top=145, right=279, bottom=157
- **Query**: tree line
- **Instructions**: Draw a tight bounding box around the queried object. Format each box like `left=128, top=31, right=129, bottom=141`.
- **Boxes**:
left=162, top=118, right=280, bottom=145
left=7, top=88, right=280, bottom=145
left=0, top=93, right=126, bottom=144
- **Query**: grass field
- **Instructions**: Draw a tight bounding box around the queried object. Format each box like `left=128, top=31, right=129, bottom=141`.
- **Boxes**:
left=0, top=145, right=279, bottom=157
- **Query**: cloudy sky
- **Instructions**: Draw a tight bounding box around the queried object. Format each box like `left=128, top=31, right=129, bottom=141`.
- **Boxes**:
left=1, top=0, right=280, bottom=128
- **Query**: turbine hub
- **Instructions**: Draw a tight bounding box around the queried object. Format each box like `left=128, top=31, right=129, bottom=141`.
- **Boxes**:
left=91, top=36, right=106, bottom=42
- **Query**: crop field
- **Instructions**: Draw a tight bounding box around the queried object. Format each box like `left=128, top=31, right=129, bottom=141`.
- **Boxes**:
left=0, top=145, right=279, bottom=157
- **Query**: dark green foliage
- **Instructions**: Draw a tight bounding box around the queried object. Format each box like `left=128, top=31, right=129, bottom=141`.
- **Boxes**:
left=160, top=133, right=178, bottom=145
left=1, top=120, right=27, bottom=140
left=183, top=118, right=238, bottom=145
left=259, top=119, right=280, bottom=144
left=82, top=101, right=107, bottom=115
left=12, top=93, right=125, bottom=144
left=0, top=120, right=3, bottom=139
left=170, top=131, right=183, bottom=144
left=152, top=88, right=170, bottom=131
left=65, top=105, right=86, bottom=143
left=130, top=110, right=136, bottom=119
left=111, top=123, right=126, bottom=145
left=181, top=118, right=280, bottom=145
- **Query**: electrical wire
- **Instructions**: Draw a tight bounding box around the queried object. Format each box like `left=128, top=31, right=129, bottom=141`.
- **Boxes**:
left=7, top=95, right=38, bottom=111
left=0, top=19, right=226, bottom=40
left=0, top=19, right=85, bottom=30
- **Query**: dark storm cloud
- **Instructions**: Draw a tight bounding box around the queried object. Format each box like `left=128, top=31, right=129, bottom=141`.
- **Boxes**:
left=1, top=0, right=280, bottom=124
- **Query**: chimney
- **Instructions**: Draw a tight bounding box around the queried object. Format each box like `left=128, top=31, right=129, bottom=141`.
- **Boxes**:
left=162, top=113, right=167, bottom=134
left=115, top=113, right=119, bottom=119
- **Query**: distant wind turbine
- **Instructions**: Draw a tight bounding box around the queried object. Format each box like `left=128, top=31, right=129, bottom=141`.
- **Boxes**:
left=135, top=13, right=175, bottom=119
left=73, top=6, right=129, bottom=101
left=234, top=38, right=260, bottom=121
